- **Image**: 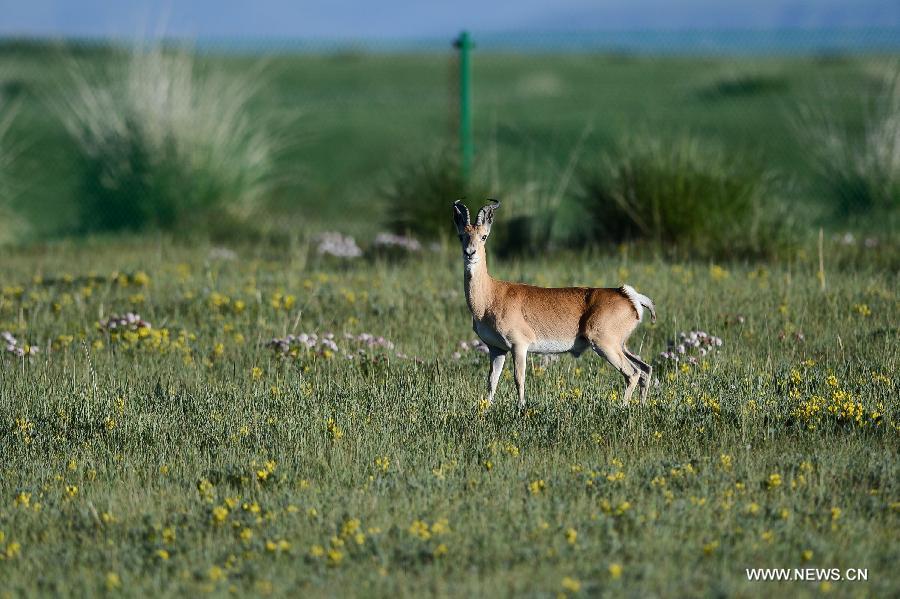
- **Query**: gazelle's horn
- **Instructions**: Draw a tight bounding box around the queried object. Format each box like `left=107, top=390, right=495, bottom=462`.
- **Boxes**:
left=476, top=199, right=500, bottom=225
left=453, top=200, right=471, bottom=225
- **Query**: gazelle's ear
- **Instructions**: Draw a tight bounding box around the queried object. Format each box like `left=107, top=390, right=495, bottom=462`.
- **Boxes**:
left=452, top=200, right=470, bottom=234
left=475, top=199, right=500, bottom=228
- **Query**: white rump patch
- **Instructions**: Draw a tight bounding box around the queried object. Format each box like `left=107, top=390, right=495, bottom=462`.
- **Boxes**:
left=620, top=284, right=645, bottom=321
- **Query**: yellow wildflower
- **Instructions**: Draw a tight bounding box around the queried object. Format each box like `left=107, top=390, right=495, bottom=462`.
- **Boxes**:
left=408, top=520, right=431, bottom=540
left=326, top=419, right=343, bottom=440
left=212, top=506, right=229, bottom=523
left=561, top=576, right=581, bottom=592
left=162, top=527, right=176, bottom=543
left=326, top=549, right=343, bottom=566
left=431, top=518, right=450, bottom=536
left=105, top=573, right=121, bottom=590
left=5, top=541, right=22, bottom=558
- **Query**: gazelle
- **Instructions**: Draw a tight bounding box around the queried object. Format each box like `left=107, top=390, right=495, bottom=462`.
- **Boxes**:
left=453, top=199, right=656, bottom=409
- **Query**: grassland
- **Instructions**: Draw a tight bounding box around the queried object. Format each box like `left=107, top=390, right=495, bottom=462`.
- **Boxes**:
left=0, top=37, right=897, bottom=597
left=0, top=235, right=897, bottom=597
left=0, top=41, right=894, bottom=238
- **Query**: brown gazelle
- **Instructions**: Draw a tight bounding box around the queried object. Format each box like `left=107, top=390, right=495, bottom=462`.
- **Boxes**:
left=453, top=199, right=657, bottom=409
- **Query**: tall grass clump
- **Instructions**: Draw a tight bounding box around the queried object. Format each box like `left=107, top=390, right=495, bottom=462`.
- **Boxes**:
left=384, top=127, right=590, bottom=255
left=482, top=124, right=592, bottom=256
left=796, top=71, right=900, bottom=217
left=0, top=80, right=23, bottom=243
left=574, top=135, right=785, bottom=258
left=384, top=148, right=491, bottom=240
left=56, top=46, right=283, bottom=232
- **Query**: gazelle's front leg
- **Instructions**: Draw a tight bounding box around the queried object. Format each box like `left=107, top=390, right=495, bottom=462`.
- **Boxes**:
left=486, top=347, right=506, bottom=404
left=512, top=345, right=528, bottom=410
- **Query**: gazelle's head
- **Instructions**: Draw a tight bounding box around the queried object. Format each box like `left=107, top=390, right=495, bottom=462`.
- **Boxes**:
left=452, top=200, right=500, bottom=270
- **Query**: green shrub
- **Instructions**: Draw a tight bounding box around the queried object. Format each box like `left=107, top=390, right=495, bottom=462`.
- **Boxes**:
left=55, top=46, right=285, bottom=232
left=384, top=128, right=591, bottom=255
left=796, top=72, right=900, bottom=217
left=697, top=69, right=787, bottom=100
left=486, top=130, right=591, bottom=257
left=383, top=148, right=491, bottom=240
left=574, top=135, right=787, bottom=258
left=0, top=81, right=23, bottom=244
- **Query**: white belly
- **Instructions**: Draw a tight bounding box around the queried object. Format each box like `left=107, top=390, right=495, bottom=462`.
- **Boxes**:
left=529, top=338, right=580, bottom=354
left=474, top=320, right=511, bottom=351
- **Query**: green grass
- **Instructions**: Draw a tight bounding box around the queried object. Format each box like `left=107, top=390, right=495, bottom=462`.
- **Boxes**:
left=0, top=39, right=897, bottom=597
left=0, top=236, right=897, bottom=597
left=0, top=42, right=894, bottom=238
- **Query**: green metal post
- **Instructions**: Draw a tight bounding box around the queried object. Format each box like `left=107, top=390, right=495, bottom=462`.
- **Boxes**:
left=454, top=31, right=474, bottom=185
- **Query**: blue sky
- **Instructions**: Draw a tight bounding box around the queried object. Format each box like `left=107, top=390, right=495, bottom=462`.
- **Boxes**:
left=1, top=1, right=899, bottom=40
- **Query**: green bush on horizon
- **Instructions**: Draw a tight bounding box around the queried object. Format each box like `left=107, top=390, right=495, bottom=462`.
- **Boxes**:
left=0, top=81, right=23, bottom=244
left=55, top=46, right=285, bottom=233
left=695, top=68, right=788, bottom=100
left=796, top=71, right=900, bottom=218
left=383, top=148, right=493, bottom=240
left=574, top=135, right=791, bottom=258
left=383, top=131, right=589, bottom=257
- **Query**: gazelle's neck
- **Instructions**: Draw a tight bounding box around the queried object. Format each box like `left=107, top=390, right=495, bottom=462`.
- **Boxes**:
left=464, top=255, right=493, bottom=319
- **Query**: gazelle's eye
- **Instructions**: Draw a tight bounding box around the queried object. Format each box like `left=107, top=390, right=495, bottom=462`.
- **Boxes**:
left=481, top=235, right=487, bottom=241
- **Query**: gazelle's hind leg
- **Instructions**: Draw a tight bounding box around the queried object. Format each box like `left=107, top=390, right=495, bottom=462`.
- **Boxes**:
left=624, top=348, right=652, bottom=403
left=512, top=345, right=528, bottom=410
left=592, top=342, right=641, bottom=406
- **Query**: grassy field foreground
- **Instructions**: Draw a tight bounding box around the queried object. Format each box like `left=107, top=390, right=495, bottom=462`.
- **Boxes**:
left=0, top=238, right=897, bottom=597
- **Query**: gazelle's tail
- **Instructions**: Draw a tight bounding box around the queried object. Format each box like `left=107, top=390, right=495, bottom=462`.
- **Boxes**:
left=620, top=284, right=657, bottom=323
